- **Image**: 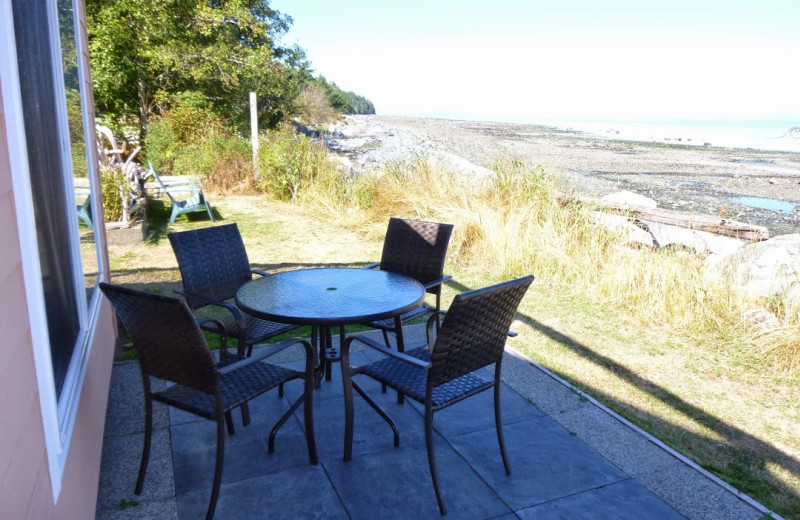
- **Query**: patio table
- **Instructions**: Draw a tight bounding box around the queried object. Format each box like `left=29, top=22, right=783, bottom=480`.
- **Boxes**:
left=236, top=267, right=425, bottom=384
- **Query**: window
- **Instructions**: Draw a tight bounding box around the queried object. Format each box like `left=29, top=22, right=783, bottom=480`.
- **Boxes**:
left=4, top=0, right=105, bottom=499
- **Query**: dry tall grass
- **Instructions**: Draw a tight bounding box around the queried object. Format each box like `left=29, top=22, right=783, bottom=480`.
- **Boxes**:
left=299, top=150, right=799, bottom=373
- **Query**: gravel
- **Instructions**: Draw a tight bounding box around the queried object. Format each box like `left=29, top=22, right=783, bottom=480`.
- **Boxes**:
left=328, top=115, right=800, bottom=237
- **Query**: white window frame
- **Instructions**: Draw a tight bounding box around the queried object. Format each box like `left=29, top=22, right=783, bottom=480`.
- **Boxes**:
left=0, top=0, right=108, bottom=501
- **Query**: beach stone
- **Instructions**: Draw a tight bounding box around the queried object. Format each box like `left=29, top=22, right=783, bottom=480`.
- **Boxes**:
left=717, top=234, right=800, bottom=298
left=600, top=190, right=658, bottom=208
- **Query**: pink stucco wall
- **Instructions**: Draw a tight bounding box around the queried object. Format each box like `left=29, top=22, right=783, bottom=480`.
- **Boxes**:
left=0, top=3, right=117, bottom=517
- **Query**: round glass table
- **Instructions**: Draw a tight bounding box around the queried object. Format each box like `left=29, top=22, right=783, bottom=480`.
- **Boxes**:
left=236, top=267, right=425, bottom=383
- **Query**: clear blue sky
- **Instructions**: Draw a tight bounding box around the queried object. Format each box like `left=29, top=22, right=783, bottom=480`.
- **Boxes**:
left=270, top=0, right=800, bottom=123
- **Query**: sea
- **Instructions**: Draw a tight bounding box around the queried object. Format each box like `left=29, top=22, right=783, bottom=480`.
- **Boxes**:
left=532, top=119, right=800, bottom=154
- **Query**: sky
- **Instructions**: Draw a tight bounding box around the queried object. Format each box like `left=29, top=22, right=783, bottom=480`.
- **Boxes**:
left=269, top=0, right=800, bottom=124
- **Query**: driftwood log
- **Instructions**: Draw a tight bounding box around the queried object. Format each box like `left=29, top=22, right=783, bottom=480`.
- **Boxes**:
left=580, top=198, right=770, bottom=242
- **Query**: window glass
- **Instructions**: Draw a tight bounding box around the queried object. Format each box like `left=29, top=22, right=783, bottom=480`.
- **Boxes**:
left=12, top=0, right=86, bottom=398
left=57, top=0, right=99, bottom=298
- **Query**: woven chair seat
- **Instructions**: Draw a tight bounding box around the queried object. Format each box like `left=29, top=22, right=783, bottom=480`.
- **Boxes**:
left=154, top=359, right=301, bottom=420
left=365, top=304, right=435, bottom=330
left=360, top=347, right=493, bottom=409
left=204, top=312, right=296, bottom=345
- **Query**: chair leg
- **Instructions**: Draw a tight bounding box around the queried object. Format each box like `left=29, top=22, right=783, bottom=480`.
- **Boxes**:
left=205, top=201, right=214, bottom=222
left=342, top=350, right=355, bottom=462
left=135, top=393, right=153, bottom=494
left=425, top=405, right=446, bottom=515
left=224, top=411, right=235, bottom=435
left=206, top=415, right=226, bottom=520
left=494, top=379, right=511, bottom=475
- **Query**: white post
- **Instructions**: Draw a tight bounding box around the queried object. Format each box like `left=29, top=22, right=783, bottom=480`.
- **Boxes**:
left=250, top=91, right=258, bottom=177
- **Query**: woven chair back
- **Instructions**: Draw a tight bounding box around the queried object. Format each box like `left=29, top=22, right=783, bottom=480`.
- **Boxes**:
left=168, top=223, right=253, bottom=307
left=379, top=217, right=453, bottom=289
left=100, top=283, right=219, bottom=394
left=428, top=275, right=533, bottom=387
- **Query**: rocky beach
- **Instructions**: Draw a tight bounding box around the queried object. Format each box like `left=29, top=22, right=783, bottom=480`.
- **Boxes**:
left=328, top=115, right=800, bottom=237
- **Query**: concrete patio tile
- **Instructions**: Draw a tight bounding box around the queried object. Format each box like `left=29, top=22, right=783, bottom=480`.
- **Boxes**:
left=96, top=428, right=174, bottom=513
left=169, top=392, right=313, bottom=496
left=324, top=437, right=512, bottom=520
left=636, top=459, right=765, bottom=520
left=448, top=417, right=628, bottom=511
left=176, top=464, right=348, bottom=520
left=516, top=478, right=684, bottom=520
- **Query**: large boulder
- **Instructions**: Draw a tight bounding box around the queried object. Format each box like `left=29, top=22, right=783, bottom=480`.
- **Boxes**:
left=717, top=234, right=800, bottom=299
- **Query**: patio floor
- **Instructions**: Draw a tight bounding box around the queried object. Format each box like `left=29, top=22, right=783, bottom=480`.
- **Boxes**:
left=96, top=325, right=773, bottom=519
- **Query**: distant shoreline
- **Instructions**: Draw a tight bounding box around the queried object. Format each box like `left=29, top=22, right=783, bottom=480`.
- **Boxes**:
left=387, top=114, right=800, bottom=154
left=332, top=115, right=800, bottom=236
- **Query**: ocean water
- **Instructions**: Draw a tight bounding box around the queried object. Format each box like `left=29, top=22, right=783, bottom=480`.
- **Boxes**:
left=538, top=119, right=800, bottom=154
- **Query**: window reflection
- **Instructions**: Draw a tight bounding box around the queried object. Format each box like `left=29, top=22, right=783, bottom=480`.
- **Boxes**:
left=58, top=0, right=98, bottom=297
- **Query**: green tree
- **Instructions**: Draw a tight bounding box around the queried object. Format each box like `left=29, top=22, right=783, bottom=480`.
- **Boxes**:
left=316, top=76, right=375, bottom=115
left=87, top=0, right=303, bottom=140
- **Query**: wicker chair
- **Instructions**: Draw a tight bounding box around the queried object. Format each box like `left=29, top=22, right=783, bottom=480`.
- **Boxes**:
left=100, top=282, right=317, bottom=520
left=168, top=223, right=299, bottom=359
left=341, top=275, right=534, bottom=515
left=147, top=161, right=214, bottom=225
left=362, top=217, right=454, bottom=352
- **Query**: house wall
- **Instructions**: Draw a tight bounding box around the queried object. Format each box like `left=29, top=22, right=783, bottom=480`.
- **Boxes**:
left=0, top=2, right=117, bottom=517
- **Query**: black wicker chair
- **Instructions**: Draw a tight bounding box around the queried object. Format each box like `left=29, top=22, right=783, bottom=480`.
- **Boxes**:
left=341, top=275, right=534, bottom=515
left=168, top=223, right=299, bottom=358
left=100, top=283, right=317, bottom=520
left=362, top=217, right=454, bottom=353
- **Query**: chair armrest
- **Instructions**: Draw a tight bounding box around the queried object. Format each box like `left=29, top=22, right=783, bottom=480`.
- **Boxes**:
left=175, top=289, right=247, bottom=339
left=251, top=268, right=270, bottom=278
left=362, top=262, right=380, bottom=270
left=217, top=337, right=314, bottom=375
left=421, top=274, right=452, bottom=291
left=197, top=318, right=229, bottom=357
left=343, top=334, right=431, bottom=370
left=425, top=311, right=447, bottom=348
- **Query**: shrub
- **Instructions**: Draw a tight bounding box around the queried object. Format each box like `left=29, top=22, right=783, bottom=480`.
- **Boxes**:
left=146, top=91, right=253, bottom=191
left=256, top=124, right=343, bottom=204
left=98, top=164, right=128, bottom=222
left=294, top=84, right=339, bottom=127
